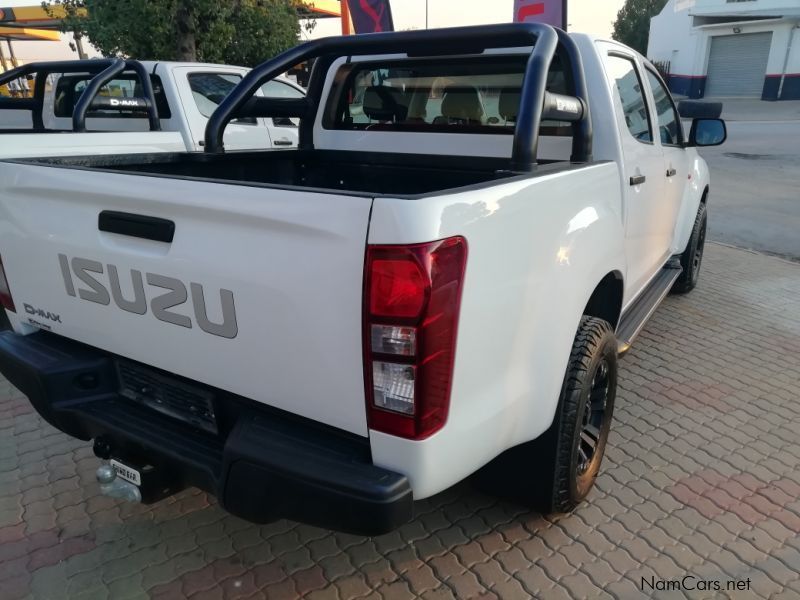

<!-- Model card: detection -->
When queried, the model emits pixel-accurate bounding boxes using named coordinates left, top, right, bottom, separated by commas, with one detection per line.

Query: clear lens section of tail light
left=370, top=324, right=417, bottom=356
left=372, top=361, right=416, bottom=415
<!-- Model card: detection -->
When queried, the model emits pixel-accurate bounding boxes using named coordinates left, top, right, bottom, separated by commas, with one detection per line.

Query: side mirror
left=689, top=118, right=727, bottom=147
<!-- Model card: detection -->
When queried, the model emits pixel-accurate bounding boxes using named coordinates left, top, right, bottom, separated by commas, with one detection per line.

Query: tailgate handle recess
left=99, top=211, right=175, bottom=243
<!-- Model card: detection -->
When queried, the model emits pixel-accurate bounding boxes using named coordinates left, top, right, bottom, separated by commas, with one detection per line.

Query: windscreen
left=324, top=55, right=572, bottom=136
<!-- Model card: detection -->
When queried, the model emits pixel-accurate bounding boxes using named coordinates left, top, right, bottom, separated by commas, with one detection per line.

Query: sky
left=3, top=0, right=626, bottom=63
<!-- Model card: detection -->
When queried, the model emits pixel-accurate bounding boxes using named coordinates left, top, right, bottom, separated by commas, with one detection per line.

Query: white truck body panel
left=367, top=163, right=624, bottom=495
left=0, top=131, right=186, bottom=159
left=0, top=162, right=372, bottom=436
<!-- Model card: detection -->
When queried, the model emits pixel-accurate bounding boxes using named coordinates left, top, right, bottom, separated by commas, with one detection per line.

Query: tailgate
left=0, top=162, right=373, bottom=436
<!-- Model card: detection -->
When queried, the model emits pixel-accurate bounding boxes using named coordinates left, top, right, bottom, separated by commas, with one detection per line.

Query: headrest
left=441, top=86, right=484, bottom=123
left=362, top=86, right=406, bottom=122
left=547, top=70, right=568, bottom=95
left=499, top=87, right=520, bottom=122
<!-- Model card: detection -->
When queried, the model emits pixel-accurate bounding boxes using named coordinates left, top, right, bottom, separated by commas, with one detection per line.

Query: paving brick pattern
left=1, top=243, right=799, bottom=599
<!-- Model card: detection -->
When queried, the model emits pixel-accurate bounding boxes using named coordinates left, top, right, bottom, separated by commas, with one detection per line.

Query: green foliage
left=612, top=0, right=669, bottom=55
left=43, top=0, right=307, bottom=66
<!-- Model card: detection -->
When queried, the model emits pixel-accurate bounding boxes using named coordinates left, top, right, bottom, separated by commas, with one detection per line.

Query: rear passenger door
left=643, top=66, right=691, bottom=254
left=602, top=49, right=670, bottom=303
left=260, top=79, right=304, bottom=149
left=172, top=67, right=272, bottom=151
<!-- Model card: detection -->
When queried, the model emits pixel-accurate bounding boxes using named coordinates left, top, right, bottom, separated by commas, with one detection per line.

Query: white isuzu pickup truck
left=0, top=24, right=726, bottom=535
left=0, top=59, right=185, bottom=158
left=0, top=59, right=305, bottom=158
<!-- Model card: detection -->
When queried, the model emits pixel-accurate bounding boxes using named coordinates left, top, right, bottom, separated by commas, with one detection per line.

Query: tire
left=672, top=202, right=707, bottom=295
left=474, top=316, right=618, bottom=514
left=677, top=100, right=723, bottom=120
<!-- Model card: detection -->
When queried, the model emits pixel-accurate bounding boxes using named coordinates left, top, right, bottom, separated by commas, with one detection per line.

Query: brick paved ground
left=1, top=242, right=799, bottom=600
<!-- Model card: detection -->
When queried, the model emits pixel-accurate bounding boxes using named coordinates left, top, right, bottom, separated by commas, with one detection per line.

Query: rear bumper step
left=0, top=330, right=413, bottom=535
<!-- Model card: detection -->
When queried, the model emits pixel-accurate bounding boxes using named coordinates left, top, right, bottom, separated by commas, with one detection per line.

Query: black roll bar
left=0, top=59, right=161, bottom=132
left=204, top=23, right=593, bottom=170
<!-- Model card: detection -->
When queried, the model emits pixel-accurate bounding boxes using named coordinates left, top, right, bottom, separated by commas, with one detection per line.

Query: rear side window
left=187, top=72, right=260, bottom=125
left=260, top=80, right=305, bottom=99
left=53, top=74, right=172, bottom=119
left=188, top=72, right=258, bottom=125
left=324, top=55, right=572, bottom=136
left=645, top=68, right=682, bottom=146
left=187, top=72, right=243, bottom=118
left=605, top=55, right=652, bottom=143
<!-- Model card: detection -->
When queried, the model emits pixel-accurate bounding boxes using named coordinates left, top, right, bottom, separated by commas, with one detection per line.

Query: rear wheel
left=475, top=316, right=618, bottom=513
left=672, top=202, right=707, bottom=295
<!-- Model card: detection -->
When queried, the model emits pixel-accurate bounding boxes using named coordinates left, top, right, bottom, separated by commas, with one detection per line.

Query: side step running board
left=617, top=260, right=682, bottom=355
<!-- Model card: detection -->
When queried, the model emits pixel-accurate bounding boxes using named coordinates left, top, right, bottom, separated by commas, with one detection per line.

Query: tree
left=44, top=0, right=310, bottom=67
left=612, top=0, right=668, bottom=55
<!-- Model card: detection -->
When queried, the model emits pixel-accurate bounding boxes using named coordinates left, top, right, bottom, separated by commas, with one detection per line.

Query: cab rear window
left=323, top=55, right=572, bottom=136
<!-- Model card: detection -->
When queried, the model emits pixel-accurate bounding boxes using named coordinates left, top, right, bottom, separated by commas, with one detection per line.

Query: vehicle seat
left=434, top=86, right=485, bottom=125
left=362, top=86, right=407, bottom=122
left=498, top=87, right=520, bottom=124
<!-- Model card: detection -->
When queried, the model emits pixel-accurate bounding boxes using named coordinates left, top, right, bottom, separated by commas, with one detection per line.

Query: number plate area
left=110, top=459, right=142, bottom=486
left=116, top=360, right=218, bottom=434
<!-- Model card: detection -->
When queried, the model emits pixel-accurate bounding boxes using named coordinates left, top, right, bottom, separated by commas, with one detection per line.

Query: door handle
left=99, top=211, right=175, bottom=243
left=273, top=139, right=293, bottom=146
left=666, top=168, right=677, bottom=177
left=629, top=175, right=646, bottom=186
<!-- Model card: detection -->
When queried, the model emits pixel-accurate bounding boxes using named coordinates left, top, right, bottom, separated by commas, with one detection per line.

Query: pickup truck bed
left=20, top=149, right=577, bottom=196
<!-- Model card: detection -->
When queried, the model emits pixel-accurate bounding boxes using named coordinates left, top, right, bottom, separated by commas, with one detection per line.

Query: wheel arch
left=583, top=271, right=624, bottom=329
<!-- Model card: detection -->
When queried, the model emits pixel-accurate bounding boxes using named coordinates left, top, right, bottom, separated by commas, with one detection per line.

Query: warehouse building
left=648, top=0, right=800, bottom=100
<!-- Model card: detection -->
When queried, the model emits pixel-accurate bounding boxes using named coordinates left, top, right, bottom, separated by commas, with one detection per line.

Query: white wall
left=782, top=25, right=800, bottom=74
left=649, top=0, right=800, bottom=99
left=691, top=0, right=800, bottom=16
left=648, top=0, right=696, bottom=75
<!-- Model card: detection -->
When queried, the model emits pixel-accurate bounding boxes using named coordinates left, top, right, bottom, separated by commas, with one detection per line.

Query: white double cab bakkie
left=0, top=24, right=726, bottom=535
left=0, top=58, right=305, bottom=158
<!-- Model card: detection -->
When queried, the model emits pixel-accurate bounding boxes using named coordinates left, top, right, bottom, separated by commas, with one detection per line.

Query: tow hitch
left=93, top=437, right=183, bottom=504
left=96, top=464, right=142, bottom=502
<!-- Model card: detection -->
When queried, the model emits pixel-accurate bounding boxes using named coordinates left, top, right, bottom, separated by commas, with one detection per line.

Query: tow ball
left=96, top=464, right=142, bottom=503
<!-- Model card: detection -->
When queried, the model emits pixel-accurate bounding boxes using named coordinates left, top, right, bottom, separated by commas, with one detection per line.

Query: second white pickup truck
left=0, top=24, right=726, bottom=534
left=0, top=59, right=305, bottom=158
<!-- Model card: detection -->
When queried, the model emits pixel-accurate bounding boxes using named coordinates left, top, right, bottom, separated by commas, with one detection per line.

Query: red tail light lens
left=364, top=236, right=467, bottom=440
left=369, top=258, right=428, bottom=318
left=0, top=255, right=15, bottom=313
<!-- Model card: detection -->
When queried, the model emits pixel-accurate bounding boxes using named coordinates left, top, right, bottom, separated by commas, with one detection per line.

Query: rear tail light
left=364, top=237, right=467, bottom=440
left=0, top=255, right=15, bottom=312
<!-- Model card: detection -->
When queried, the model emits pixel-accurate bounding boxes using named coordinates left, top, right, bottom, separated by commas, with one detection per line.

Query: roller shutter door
left=706, top=32, right=772, bottom=97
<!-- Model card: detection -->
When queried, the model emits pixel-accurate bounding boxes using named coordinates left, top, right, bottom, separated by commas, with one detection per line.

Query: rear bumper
left=0, top=330, right=412, bottom=535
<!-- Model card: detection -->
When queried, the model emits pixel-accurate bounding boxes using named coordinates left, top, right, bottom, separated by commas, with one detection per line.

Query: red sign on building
left=513, top=0, right=567, bottom=30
